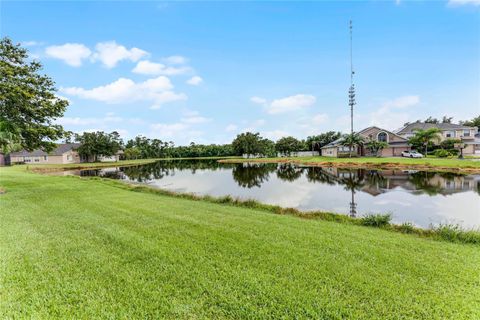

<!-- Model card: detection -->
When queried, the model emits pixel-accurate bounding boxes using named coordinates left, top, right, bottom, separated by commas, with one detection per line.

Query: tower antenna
left=348, top=20, right=356, bottom=135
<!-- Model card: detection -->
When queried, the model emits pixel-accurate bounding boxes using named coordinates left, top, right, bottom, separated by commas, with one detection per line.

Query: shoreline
left=218, top=157, right=480, bottom=174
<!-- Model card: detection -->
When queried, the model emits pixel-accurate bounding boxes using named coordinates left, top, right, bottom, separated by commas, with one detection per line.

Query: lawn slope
left=1, top=167, right=479, bottom=319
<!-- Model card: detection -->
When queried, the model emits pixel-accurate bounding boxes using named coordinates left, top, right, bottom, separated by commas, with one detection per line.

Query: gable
left=358, top=126, right=407, bottom=142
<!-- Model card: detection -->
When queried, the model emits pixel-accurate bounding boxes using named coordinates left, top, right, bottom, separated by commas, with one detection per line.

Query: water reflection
left=74, top=160, right=480, bottom=228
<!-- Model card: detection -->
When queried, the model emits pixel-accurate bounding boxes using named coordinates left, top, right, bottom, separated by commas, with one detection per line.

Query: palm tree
left=340, top=133, right=365, bottom=157
left=409, top=128, right=441, bottom=155
left=365, top=138, right=389, bottom=157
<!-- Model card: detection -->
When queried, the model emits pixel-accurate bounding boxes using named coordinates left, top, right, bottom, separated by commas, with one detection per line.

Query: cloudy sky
left=2, top=1, right=479, bottom=144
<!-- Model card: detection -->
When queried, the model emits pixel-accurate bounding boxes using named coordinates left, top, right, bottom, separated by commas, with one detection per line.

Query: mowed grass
left=1, top=167, right=479, bottom=319
left=221, top=156, right=480, bottom=170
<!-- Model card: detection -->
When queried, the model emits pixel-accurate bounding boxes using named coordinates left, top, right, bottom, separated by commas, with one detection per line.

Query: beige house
left=396, top=122, right=480, bottom=155
left=321, top=126, right=411, bottom=157
left=10, top=143, right=83, bottom=164
left=9, top=143, right=122, bottom=165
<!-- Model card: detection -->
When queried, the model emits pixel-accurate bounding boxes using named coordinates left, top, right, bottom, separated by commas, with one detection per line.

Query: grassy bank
left=219, top=156, right=480, bottom=173
left=1, top=167, right=479, bottom=319
left=27, top=158, right=161, bottom=171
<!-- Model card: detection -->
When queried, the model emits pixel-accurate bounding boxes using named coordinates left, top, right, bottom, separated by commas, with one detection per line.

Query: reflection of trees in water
left=80, top=169, right=124, bottom=179
left=276, top=164, right=304, bottom=182
left=120, top=159, right=238, bottom=182
left=231, top=163, right=277, bottom=188
left=305, top=167, right=337, bottom=185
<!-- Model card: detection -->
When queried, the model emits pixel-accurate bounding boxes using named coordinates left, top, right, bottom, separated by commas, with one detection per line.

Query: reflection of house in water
left=317, top=167, right=479, bottom=197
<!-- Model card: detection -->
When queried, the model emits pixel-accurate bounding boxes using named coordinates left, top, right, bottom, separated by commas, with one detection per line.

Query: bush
left=432, top=224, right=480, bottom=245
left=397, top=222, right=415, bottom=234
left=360, top=213, right=392, bottom=227
left=434, top=149, right=451, bottom=158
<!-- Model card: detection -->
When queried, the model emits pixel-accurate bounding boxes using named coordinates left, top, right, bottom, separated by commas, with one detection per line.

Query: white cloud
left=149, top=122, right=203, bottom=143
left=251, top=94, right=316, bottom=114
left=250, top=96, right=267, bottom=105
left=22, top=41, right=43, bottom=47
left=448, top=0, right=480, bottom=6
left=181, top=116, right=211, bottom=124
left=268, top=94, right=316, bottom=114
left=186, top=76, right=203, bottom=86
left=225, top=124, right=238, bottom=132
left=311, top=113, right=329, bottom=125
left=263, top=130, right=290, bottom=141
left=163, top=55, right=188, bottom=64
left=57, top=115, right=123, bottom=126
left=132, top=60, right=191, bottom=76
left=45, top=43, right=92, bottom=67
left=92, top=41, right=148, bottom=68
left=383, top=95, right=420, bottom=109
left=61, top=76, right=186, bottom=108
left=369, top=95, right=421, bottom=130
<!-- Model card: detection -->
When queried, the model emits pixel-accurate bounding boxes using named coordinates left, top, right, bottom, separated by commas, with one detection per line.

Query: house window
left=67, top=155, right=72, bottom=161
left=463, top=129, right=471, bottom=137
left=44, top=156, right=48, bottom=161
left=377, top=132, right=388, bottom=142
left=445, top=131, right=455, bottom=138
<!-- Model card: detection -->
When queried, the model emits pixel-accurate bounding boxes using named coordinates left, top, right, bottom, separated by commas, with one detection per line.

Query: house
left=9, top=143, right=123, bottom=165
left=396, top=122, right=480, bottom=155
left=9, top=143, right=83, bottom=164
left=321, top=126, right=411, bottom=157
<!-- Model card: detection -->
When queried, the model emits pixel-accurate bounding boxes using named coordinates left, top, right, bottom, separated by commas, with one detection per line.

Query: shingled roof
left=10, top=143, right=82, bottom=157
left=396, top=122, right=474, bottom=134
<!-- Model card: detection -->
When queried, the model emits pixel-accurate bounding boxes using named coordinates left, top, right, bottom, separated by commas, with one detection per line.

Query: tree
left=340, top=133, right=365, bottom=157
left=124, top=147, right=141, bottom=160
left=0, top=121, right=21, bottom=154
left=424, top=117, right=439, bottom=124
left=275, top=136, right=303, bottom=156
left=441, top=116, right=453, bottom=124
left=305, top=131, right=341, bottom=153
left=75, top=131, right=123, bottom=162
left=408, top=128, right=441, bottom=155
left=232, top=132, right=273, bottom=157
left=365, top=139, right=388, bottom=157
left=460, top=115, right=480, bottom=130
left=0, top=37, right=68, bottom=152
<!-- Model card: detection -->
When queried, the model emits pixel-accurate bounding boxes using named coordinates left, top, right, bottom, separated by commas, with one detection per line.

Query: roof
left=358, top=126, right=408, bottom=141
left=10, top=143, right=82, bottom=157
left=321, top=126, right=408, bottom=149
left=396, top=122, right=475, bottom=134
left=321, top=137, right=343, bottom=149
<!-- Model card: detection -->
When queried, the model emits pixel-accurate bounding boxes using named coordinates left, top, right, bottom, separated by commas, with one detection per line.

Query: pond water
left=67, top=160, right=480, bottom=229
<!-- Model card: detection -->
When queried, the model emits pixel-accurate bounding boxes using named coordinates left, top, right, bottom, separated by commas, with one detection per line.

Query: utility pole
left=348, top=20, right=356, bottom=135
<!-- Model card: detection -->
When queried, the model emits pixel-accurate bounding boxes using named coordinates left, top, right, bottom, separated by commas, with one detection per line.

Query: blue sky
left=2, top=0, right=479, bottom=144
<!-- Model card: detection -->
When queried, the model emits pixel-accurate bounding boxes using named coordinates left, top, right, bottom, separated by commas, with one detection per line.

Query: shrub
left=397, top=222, right=415, bottom=234
left=360, top=213, right=392, bottom=227
left=434, top=149, right=451, bottom=158
left=432, top=224, right=480, bottom=245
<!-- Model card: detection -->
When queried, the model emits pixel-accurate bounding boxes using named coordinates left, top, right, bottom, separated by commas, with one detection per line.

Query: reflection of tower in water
left=349, top=189, right=357, bottom=217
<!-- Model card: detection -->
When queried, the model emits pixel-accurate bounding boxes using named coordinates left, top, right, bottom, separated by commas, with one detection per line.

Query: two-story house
left=396, top=122, right=480, bottom=155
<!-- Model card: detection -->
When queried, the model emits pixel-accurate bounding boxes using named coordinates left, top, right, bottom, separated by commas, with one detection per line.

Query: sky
left=1, top=0, right=479, bottom=145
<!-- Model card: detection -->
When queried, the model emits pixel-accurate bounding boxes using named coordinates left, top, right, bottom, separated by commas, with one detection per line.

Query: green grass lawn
left=221, top=156, right=480, bottom=170
left=1, top=167, right=479, bottom=319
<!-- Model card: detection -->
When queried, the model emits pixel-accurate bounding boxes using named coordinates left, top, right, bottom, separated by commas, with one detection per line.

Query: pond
left=66, top=160, right=480, bottom=229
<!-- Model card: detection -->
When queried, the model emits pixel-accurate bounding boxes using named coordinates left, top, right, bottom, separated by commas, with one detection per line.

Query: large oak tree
left=0, top=37, right=68, bottom=152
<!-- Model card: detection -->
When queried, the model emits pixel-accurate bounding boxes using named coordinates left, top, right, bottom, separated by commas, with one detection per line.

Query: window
left=67, top=155, right=72, bottom=161
left=463, top=129, right=471, bottom=137
left=377, top=132, right=388, bottom=142
left=445, top=131, right=455, bottom=138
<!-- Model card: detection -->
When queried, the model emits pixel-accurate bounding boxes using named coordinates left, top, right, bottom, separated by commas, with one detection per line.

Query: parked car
left=401, top=151, right=424, bottom=158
